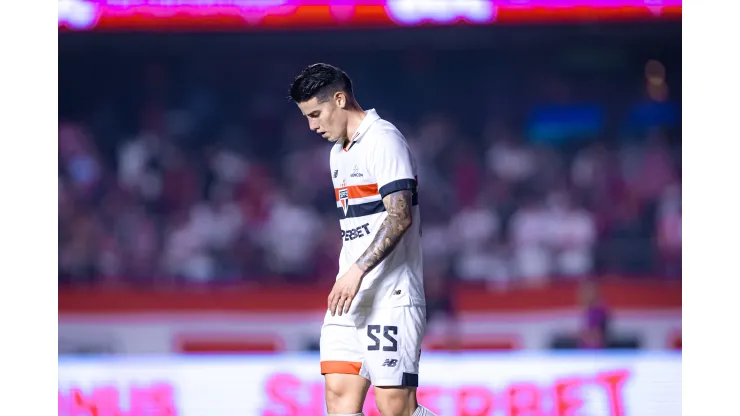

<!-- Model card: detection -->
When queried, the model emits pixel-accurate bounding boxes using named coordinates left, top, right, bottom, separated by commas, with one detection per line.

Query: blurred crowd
left=58, top=45, right=681, bottom=288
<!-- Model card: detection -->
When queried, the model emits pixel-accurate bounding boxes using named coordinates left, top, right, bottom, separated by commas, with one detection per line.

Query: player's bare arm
left=327, top=189, right=413, bottom=316
left=356, top=189, right=413, bottom=273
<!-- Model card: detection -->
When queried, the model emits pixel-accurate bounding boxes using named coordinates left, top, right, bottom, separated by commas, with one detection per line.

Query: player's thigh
left=359, top=306, right=427, bottom=388
left=324, top=373, right=372, bottom=414
left=321, top=311, right=372, bottom=413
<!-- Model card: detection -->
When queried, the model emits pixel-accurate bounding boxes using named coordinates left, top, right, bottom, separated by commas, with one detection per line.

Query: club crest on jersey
left=338, top=188, right=350, bottom=215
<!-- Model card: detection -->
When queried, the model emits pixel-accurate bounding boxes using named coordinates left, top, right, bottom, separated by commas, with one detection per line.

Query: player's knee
left=376, top=397, right=410, bottom=416
left=374, top=386, right=417, bottom=416
left=325, top=386, right=357, bottom=414
left=325, top=374, right=369, bottom=414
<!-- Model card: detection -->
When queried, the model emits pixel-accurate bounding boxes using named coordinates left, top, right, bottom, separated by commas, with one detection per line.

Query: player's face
left=297, top=94, right=348, bottom=143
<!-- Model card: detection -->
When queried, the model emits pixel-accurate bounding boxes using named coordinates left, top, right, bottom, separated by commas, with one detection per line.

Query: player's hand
left=328, top=264, right=364, bottom=316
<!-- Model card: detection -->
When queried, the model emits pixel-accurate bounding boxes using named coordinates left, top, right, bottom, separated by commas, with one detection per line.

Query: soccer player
left=288, top=63, right=436, bottom=416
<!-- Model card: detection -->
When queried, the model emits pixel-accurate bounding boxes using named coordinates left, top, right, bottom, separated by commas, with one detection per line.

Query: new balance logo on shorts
left=382, top=359, right=398, bottom=367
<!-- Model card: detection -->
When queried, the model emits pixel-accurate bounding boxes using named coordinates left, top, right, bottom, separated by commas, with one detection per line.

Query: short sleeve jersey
left=330, top=109, right=425, bottom=311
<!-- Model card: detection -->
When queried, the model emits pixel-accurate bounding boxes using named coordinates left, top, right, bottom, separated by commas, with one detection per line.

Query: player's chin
left=326, top=136, right=339, bottom=143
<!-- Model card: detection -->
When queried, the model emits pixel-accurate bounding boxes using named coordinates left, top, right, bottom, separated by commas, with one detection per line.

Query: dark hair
left=288, top=63, right=353, bottom=103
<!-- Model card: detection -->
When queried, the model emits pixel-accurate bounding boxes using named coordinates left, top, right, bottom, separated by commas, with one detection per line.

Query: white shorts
left=320, top=305, right=427, bottom=387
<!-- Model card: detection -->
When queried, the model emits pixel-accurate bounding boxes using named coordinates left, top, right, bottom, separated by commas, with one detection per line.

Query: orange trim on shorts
left=320, top=360, right=363, bottom=375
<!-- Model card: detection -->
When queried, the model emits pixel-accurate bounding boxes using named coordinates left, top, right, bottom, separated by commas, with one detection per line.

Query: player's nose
left=308, top=119, right=320, bottom=131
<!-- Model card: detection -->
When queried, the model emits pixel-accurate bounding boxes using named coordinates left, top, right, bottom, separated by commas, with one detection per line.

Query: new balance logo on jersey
left=341, top=223, right=371, bottom=241
left=333, top=170, right=339, bottom=178
left=382, top=359, right=398, bottom=368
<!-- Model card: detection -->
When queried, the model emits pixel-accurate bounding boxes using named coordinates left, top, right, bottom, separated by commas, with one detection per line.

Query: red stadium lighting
left=58, top=0, right=682, bottom=32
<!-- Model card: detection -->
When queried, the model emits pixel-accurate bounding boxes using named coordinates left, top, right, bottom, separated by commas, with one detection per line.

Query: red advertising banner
left=59, top=0, right=682, bottom=32
left=58, top=280, right=681, bottom=313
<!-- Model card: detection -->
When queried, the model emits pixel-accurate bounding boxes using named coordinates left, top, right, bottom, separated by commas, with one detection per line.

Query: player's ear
left=334, top=91, right=346, bottom=109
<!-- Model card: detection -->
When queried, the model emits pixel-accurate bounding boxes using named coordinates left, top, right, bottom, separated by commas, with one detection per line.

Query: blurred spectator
left=449, top=197, right=510, bottom=288
left=259, top=190, right=322, bottom=278
left=59, top=123, right=102, bottom=198
left=123, top=205, right=161, bottom=282
left=163, top=208, right=215, bottom=284
left=547, top=191, right=597, bottom=279
left=656, top=181, right=682, bottom=278
left=208, top=142, right=249, bottom=186
left=571, top=141, right=611, bottom=196
left=578, top=281, right=611, bottom=349
left=484, top=122, right=536, bottom=184
left=421, top=220, right=453, bottom=268
left=161, top=147, right=200, bottom=214
left=191, top=183, right=244, bottom=251
left=451, top=143, right=483, bottom=209
left=59, top=210, right=103, bottom=285
left=449, top=198, right=500, bottom=253
left=602, top=197, right=653, bottom=275
left=454, top=241, right=511, bottom=290
left=510, top=197, right=552, bottom=286
left=623, top=129, right=676, bottom=203
left=118, top=131, right=162, bottom=199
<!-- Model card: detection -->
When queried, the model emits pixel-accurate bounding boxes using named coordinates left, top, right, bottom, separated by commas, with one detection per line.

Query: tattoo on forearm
left=356, top=190, right=413, bottom=274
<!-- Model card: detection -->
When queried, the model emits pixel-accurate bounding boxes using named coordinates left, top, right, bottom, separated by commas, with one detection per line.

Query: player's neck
left=344, top=106, right=366, bottom=144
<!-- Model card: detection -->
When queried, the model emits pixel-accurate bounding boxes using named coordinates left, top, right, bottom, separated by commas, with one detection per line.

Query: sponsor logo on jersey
left=341, top=223, right=371, bottom=241
left=350, top=165, right=364, bottom=178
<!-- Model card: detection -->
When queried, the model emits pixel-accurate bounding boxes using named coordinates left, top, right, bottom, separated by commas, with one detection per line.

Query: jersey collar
left=348, top=108, right=380, bottom=144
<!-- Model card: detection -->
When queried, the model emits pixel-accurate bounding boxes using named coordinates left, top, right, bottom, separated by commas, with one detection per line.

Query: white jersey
left=330, top=109, right=425, bottom=312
